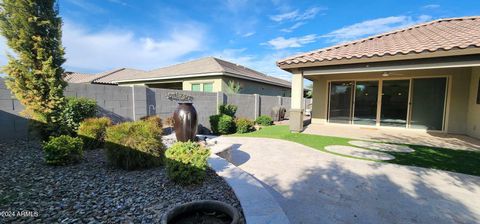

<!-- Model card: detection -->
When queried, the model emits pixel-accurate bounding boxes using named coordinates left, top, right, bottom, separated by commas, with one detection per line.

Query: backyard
left=233, top=125, right=480, bottom=176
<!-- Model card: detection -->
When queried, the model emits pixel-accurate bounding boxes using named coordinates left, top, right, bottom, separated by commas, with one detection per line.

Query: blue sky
left=1, top=0, right=479, bottom=81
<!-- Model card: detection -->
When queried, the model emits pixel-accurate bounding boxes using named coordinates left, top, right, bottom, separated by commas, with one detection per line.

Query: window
left=203, top=83, right=213, bottom=92
left=191, top=84, right=201, bottom=91
left=477, top=78, right=480, bottom=104
left=191, top=82, right=214, bottom=92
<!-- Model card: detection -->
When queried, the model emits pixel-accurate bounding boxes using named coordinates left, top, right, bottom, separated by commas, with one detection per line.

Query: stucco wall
left=222, top=76, right=291, bottom=97
left=467, top=67, right=480, bottom=138
left=182, top=76, right=223, bottom=92
left=309, top=67, right=472, bottom=134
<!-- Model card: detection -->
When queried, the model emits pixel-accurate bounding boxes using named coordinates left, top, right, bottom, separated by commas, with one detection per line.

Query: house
left=64, top=57, right=292, bottom=97
left=278, top=16, right=480, bottom=139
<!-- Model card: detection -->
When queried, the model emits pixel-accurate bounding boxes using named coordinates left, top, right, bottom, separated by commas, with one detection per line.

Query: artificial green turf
left=232, top=125, right=480, bottom=176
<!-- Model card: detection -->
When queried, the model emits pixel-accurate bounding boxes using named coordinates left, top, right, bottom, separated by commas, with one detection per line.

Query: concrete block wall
left=0, top=78, right=309, bottom=139
left=225, top=93, right=256, bottom=119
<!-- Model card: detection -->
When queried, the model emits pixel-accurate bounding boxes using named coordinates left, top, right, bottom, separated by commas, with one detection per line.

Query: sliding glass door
left=410, top=78, right=447, bottom=130
left=380, top=80, right=410, bottom=127
left=327, top=77, right=446, bottom=131
left=328, top=81, right=354, bottom=124
left=353, top=81, right=379, bottom=125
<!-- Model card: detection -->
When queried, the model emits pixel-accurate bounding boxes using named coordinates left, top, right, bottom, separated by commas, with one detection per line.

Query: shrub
left=164, top=116, right=175, bottom=127
left=209, top=114, right=236, bottom=135
left=235, top=118, right=255, bottom=133
left=77, top=117, right=112, bottom=150
left=43, top=135, right=83, bottom=166
left=165, top=141, right=210, bottom=185
left=140, top=115, right=163, bottom=130
left=219, top=104, right=237, bottom=117
left=255, top=115, right=273, bottom=126
left=105, top=120, right=165, bottom=170
left=61, top=97, right=97, bottom=133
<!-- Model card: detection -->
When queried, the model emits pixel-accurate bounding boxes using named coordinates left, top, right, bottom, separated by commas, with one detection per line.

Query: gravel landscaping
left=0, top=140, right=243, bottom=223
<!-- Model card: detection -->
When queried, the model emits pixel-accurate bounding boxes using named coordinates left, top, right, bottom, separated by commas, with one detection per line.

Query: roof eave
left=277, top=47, right=480, bottom=70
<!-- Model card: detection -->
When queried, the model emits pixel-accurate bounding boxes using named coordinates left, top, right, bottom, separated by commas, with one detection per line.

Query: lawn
left=233, top=125, right=480, bottom=176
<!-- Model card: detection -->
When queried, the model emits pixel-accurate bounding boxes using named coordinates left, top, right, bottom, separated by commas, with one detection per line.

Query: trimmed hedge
left=77, top=117, right=112, bottom=150
left=165, top=141, right=210, bottom=185
left=105, top=119, right=165, bottom=170
left=235, top=118, right=255, bottom=133
left=255, top=115, right=273, bottom=126
left=219, top=104, right=237, bottom=117
left=43, top=135, right=83, bottom=165
left=209, top=114, right=236, bottom=135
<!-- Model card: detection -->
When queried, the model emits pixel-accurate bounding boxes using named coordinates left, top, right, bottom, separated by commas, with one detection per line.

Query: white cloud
left=270, top=6, right=325, bottom=22
left=422, top=4, right=440, bottom=9
left=211, top=48, right=293, bottom=81
left=280, top=22, right=306, bottom=32
left=65, top=0, right=106, bottom=13
left=62, top=21, right=206, bottom=72
left=241, top=32, right=256, bottom=37
left=321, top=15, right=432, bottom=43
left=264, top=34, right=318, bottom=50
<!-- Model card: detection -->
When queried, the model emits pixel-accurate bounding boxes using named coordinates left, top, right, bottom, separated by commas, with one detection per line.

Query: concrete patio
left=217, top=136, right=480, bottom=224
left=303, top=123, right=480, bottom=151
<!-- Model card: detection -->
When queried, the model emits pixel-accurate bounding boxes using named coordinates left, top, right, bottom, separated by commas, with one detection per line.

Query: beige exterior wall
left=222, top=76, right=291, bottom=96
left=467, top=67, right=480, bottom=138
left=310, top=67, right=472, bottom=134
left=181, top=76, right=223, bottom=92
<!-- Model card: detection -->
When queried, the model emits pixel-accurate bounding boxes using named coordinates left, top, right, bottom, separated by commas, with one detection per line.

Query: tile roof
left=63, top=68, right=145, bottom=85
left=277, top=16, right=480, bottom=68
left=63, top=72, right=98, bottom=83
left=115, top=57, right=291, bottom=88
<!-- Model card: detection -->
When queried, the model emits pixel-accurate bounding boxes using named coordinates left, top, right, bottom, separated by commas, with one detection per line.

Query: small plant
left=235, top=118, right=255, bottom=133
left=209, top=114, right=236, bottom=135
left=164, top=116, right=175, bottom=127
left=165, top=141, right=210, bottom=185
left=255, top=115, right=273, bottom=126
left=140, top=115, right=163, bottom=129
left=219, top=104, right=237, bottom=117
left=105, top=119, right=165, bottom=170
left=226, top=80, right=242, bottom=94
left=61, top=97, right=97, bottom=133
left=43, top=135, right=83, bottom=165
left=77, top=117, right=112, bottom=150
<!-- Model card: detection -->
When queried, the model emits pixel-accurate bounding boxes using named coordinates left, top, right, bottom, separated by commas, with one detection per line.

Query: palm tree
left=226, top=80, right=242, bottom=94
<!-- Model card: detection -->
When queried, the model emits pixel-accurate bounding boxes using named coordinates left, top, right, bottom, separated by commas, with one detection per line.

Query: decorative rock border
left=348, top=140, right=414, bottom=153
left=208, top=147, right=290, bottom=224
left=325, top=145, right=395, bottom=160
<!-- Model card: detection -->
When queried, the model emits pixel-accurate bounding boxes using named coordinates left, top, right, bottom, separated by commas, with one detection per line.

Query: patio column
left=290, top=69, right=304, bottom=132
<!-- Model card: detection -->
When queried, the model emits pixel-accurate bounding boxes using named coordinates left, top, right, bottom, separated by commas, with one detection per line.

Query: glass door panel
left=410, top=78, right=446, bottom=130
left=328, top=81, right=354, bottom=124
left=354, top=81, right=379, bottom=125
left=380, top=80, right=410, bottom=127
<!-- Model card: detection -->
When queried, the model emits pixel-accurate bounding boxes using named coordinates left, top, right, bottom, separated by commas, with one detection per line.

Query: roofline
left=278, top=47, right=480, bottom=70
left=115, top=72, right=291, bottom=88
left=277, top=16, right=480, bottom=68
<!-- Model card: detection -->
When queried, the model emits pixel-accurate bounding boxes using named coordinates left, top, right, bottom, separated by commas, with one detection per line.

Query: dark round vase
left=173, top=103, right=198, bottom=142
left=161, top=200, right=240, bottom=224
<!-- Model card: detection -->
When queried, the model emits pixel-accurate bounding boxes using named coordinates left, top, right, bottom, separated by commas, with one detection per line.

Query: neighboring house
left=64, top=57, right=292, bottom=97
left=63, top=68, right=145, bottom=85
left=278, top=16, right=480, bottom=139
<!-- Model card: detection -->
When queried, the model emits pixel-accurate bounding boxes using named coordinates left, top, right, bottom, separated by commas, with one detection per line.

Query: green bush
left=105, top=119, right=165, bottom=170
left=77, top=117, right=112, bottom=150
left=43, top=135, right=83, bottom=165
left=219, top=104, right=237, bottom=117
left=235, top=118, right=255, bottom=133
left=61, top=97, right=97, bottom=133
left=165, top=141, right=210, bottom=185
left=255, top=115, right=273, bottom=126
left=209, top=114, right=236, bottom=135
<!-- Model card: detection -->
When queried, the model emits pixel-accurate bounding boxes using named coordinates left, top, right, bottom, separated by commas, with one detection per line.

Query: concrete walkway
left=303, top=123, right=480, bottom=151
left=217, top=136, right=480, bottom=224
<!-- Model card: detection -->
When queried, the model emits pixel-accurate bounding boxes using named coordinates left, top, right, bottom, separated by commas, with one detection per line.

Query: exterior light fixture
left=382, top=72, right=390, bottom=77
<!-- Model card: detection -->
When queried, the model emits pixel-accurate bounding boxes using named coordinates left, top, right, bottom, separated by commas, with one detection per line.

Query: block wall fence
left=0, top=78, right=311, bottom=141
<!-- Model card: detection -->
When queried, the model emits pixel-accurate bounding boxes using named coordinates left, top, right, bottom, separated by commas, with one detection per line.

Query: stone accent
left=289, top=109, right=304, bottom=132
